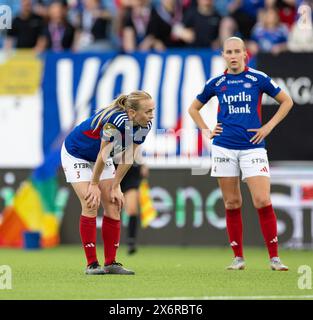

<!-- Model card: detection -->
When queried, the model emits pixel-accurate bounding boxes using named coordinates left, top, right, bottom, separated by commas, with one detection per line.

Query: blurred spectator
left=101, top=0, right=118, bottom=15
left=32, top=0, right=68, bottom=18
left=229, top=0, right=265, bottom=39
left=266, top=0, right=297, bottom=28
left=41, top=1, right=75, bottom=51
left=116, top=0, right=133, bottom=7
left=122, top=0, right=152, bottom=52
left=214, top=0, right=241, bottom=45
left=248, top=7, right=288, bottom=54
left=142, top=0, right=186, bottom=51
left=74, top=0, right=116, bottom=51
left=288, top=1, right=313, bottom=51
left=180, top=0, right=221, bottom=48
left=276, top=0, right=297, bottom=28
left=4, top=0, right=45, bottom=52
left=214, top=0, right=234, bottom=16
left=67, top=0, right=117, bottom=25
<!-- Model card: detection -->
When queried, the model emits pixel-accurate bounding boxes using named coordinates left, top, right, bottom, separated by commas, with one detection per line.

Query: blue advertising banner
left=41, top=50, right=256, bottom=166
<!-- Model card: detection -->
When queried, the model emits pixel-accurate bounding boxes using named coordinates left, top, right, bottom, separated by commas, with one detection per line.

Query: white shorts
left=211, top=144, right=270, bottom=181
left=61, top=143, right=115, bottom=183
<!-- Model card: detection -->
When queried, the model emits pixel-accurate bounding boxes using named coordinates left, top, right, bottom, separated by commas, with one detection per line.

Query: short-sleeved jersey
left=196, top=67, right=281, bottom=150
left=65, top=110, right=152, bottom=162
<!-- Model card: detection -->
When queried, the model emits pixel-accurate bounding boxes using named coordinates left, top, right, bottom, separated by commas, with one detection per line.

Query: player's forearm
left=266, top=99, right=293, bottom=131
left=134, top=145, right=144, bottom=165
left=112, top=163, right=133, bottom=188
left=91, top=142, right=112, bottom=185
left=112, top=145, right=138, bottom=188
left=91, top=154, right=105, bottom=185
left=189, top=107, right=210, bottom=131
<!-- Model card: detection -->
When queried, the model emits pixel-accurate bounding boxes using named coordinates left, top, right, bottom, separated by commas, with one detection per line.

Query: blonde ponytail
left=92, top=94, right=128, bottom=131
left=92, top=90, right=152, bottom=131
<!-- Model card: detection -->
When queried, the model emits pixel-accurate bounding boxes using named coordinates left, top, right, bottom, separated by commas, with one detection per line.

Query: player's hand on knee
left=85, top=183, right=101, bottom=209
left=110, top=186, right=124, bottom=212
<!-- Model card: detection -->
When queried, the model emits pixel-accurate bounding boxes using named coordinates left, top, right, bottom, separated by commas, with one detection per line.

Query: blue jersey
left=251, top=24, right=288, bottom=52
left=196, top=67, right=281, bottom=150
left=65, top=110, right=152, bottom=162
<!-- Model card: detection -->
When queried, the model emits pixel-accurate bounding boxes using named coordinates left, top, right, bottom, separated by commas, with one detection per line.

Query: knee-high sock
left=226, top=208, right=243, bottom=258
left=79, top=215, right=98, bottom=266
left=257, top=204, right=278, bottom=259
left=127, top=215, right=138, bottom=247
left=102, top=216, right=121, bottom=265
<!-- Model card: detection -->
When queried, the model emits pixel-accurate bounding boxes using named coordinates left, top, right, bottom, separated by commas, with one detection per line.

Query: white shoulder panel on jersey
left=248, top=67, right=268, bottom=79
left=205, top=74, right=224, bottom=86
left=270, top=78, right=279, bottom=88
left=115, top=116, right=128, bottom=127
left=113, top=113, right=128, bottom=127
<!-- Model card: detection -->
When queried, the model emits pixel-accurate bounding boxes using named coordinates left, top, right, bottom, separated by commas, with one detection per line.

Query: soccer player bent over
left=189, top=37, right=293, bottom=271
left=61, top=91, right=154, bottom=274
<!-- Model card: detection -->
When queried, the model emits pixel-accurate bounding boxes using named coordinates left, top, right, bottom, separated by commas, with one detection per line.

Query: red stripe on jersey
left=218, top=104, right=221, bottom=113
left=83, top=126, right=102, bottom=139
left=257, top=93, right=263, bottom=122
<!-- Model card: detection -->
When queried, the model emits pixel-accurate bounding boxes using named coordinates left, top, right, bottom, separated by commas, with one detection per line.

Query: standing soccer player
left=61, top=91, right=154, bottom=275
left=189, top=37, right=293, bottom=270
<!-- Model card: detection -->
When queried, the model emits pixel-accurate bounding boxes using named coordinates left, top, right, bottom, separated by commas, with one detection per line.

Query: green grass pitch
left=1, top=245, right=313, bottom=300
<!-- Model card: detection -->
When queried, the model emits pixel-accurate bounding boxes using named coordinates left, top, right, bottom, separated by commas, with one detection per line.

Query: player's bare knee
left=253, top=197, right=271, bottom=209
left=81, top=204, right=98, bottom=217
left=224, top=198, right=242, bottom=210
left=104, top=205, right=121, bottom=220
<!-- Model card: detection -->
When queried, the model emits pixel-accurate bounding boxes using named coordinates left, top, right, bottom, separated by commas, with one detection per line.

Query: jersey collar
left=224, top=65, right=249, bottom=75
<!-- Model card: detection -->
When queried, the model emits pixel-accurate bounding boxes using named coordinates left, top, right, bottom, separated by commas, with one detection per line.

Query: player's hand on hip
left=85, top=183, right=101, bottom=209
left=110, top=185, right=124, bottom=212
left=247, top=124, right=272, bottom=144
left=209, top=123, right=223, bottom=139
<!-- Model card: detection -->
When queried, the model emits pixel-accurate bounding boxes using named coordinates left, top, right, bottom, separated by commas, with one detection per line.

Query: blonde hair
left=92, top=90, right=152, bottom=131
left=223, top=36, right=246, bottom=51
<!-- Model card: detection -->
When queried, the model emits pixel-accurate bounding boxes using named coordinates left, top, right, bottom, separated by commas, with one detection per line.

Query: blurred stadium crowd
left=0, top=0, right=312, bottom=55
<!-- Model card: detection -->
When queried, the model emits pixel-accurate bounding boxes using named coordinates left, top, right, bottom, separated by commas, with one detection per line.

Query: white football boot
left=226, top=257, right=246, bottom=270
left=270, top=257, right=288, bottom=271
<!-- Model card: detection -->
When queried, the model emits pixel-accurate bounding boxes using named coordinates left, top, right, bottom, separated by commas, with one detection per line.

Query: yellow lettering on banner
left=0, top=50, right=42, bottom=95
